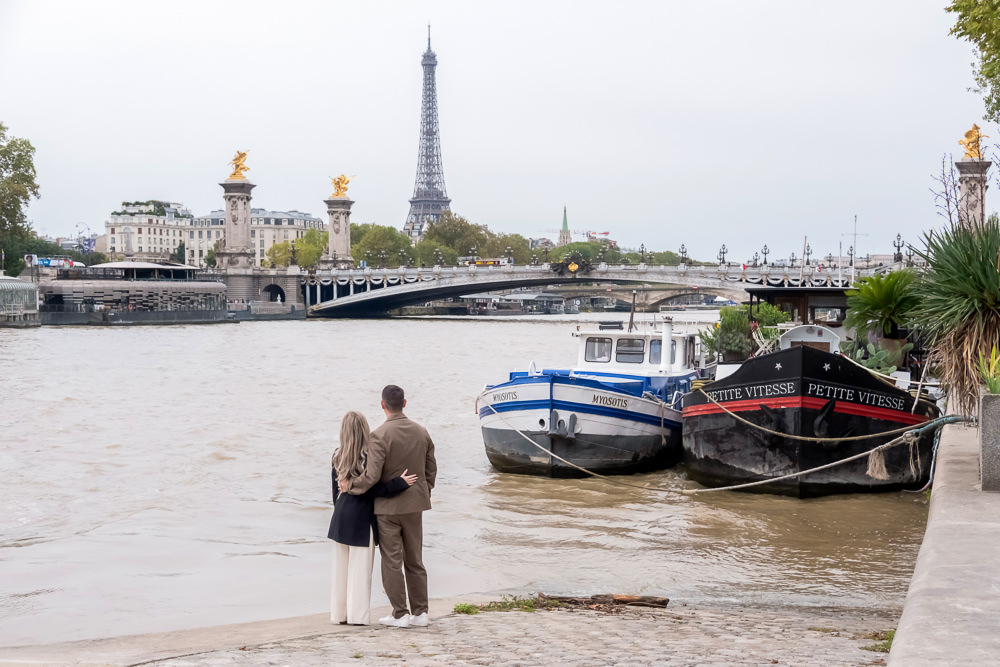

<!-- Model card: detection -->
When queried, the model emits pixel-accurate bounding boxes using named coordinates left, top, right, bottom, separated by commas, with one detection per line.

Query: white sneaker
left=409, top=612, right=428, bottom=627
left=379, top=613, right=410, bottom=628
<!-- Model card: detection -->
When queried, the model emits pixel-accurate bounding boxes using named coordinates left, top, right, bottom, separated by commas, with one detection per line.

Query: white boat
left=476, top=318, right=702, bottom=476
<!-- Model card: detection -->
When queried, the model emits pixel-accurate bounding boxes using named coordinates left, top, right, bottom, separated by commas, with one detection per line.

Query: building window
left=111, top=237, right=116, bottom=244
left=198, top=231, right=203, bottom=238
left=283, top=231, right=288, bottom=240
left=260, top=239, right=264, bottom=248
left=199, top=250, right=204, bottom=257
left=139, top=246, right=143, bottom=252
left=111, top=228, right=115, bottom=234
left=216, top=230, right=220, bottom=238
left=189, top=231, right=194, bottom=239
left=260, top=249, right=265, bottom=258
left=251, top=230, right=255, bottom=238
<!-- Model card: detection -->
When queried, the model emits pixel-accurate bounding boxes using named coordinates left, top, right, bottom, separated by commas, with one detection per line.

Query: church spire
left=557, top=206, right=572, bottom=246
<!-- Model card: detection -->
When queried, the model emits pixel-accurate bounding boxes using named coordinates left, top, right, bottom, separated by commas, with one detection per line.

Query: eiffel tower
left=403, top=26, right=451, bottom=242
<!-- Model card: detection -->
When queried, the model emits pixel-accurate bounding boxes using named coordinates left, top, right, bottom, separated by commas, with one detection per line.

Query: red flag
left=741, top=263, right=747, bottom=271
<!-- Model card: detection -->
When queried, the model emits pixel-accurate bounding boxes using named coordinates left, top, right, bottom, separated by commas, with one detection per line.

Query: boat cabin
left=574, top=323, right=699, bottom=375
left=778, top=325, right=842, bottom=353
left=745, top=285, right=848, bottom=329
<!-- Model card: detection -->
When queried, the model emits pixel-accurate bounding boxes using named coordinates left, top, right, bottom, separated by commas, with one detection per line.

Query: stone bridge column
left=323, top=197, right=355, bottom=269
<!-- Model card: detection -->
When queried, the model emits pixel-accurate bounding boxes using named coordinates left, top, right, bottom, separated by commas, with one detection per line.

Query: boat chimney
left=660, top=316, right=673, bottom=372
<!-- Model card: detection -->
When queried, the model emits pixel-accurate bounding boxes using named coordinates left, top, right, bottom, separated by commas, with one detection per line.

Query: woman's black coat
left=327, top=468, right=408, bottom=547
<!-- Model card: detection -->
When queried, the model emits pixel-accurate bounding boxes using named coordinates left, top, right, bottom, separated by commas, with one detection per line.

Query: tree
left=947, top=0, right=1000, bottom=122
left=423, top=212, right=489, bottom=256
left=170, top=241, right=186, bottom=264
left=413, top=239, right=459, bottom=266
left=0, top=122, right=40, bottom=238
left=351, top=225, right=414, bottom=267
left=205, top=240, right=219, bottom=268
left=267, top=229, right=328, bottom=268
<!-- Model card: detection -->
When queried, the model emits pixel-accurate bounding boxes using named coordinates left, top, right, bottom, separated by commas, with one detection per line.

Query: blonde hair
left=332, top=411, right=370, bottom=479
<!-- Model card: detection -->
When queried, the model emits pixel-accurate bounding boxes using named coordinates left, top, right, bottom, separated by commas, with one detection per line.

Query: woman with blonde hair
left=328, top=411, right=416, bottom=625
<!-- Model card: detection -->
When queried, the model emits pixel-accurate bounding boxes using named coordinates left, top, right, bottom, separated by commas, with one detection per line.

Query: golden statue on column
left=959, top=125, right=989, bottom=159
left=330, top=174, right=353, bottom=198
left=228, top=150, right=250, bottom=179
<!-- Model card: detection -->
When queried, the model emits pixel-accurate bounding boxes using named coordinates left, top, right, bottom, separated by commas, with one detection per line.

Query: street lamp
left=790, top=252, right=796, bottom=267
left=905, top=247, right=915, bottom=267
left=718, top=244, right=727, bottom=265
left=894, top=233, right=904, bottom=263
left=543, top=247, right=550, bottom=263
left=505, top=245, right=513, bottom=263
left=804, top=244, right=812, bottom=265
left=761, top=244, right=769, bottom=265
left=752, top=252, right=759, bottom=267
left=847, top=245, right=855, bottom=266
left=679, top=244, right=688, bottom=264
left=639, top=243, right=647, bottom=264
left=825, top=252, right=834, bottom=266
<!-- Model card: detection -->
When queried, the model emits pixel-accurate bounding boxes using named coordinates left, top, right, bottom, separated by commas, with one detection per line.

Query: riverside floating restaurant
left=0, top=273, right=40, bottom=327
left=37, top=261, right=227, bottom=325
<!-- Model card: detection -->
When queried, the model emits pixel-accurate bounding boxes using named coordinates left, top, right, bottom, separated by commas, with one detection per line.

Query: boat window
left=585, top=337, right=613, bottom=363
left=616, top=338, right=645, bottom=363
left=649, top=340, right=677, bottom=365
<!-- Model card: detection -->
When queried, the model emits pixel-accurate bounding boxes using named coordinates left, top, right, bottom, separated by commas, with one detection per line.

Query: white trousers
left=331, top=532, right=375, bottom=625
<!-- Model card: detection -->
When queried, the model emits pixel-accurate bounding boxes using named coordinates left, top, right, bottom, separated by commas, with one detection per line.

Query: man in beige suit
left=345, top=385, right=437, bottom=628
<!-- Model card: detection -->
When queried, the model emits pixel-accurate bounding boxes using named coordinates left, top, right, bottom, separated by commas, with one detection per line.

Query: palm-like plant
left=844, top=269, right=920, bottom=341
left=910, top=217, right=1000, bottom=415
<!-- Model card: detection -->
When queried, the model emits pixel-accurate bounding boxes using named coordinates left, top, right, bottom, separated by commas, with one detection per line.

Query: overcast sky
left=0, top=1, right=989, bottom=262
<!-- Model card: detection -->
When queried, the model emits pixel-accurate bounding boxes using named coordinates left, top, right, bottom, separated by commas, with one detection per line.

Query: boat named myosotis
left=476, top=319, right=703, bottom=477
left=681, top=325, right=940, bottom=497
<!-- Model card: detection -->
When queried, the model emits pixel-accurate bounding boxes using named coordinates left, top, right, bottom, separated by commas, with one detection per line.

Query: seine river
left=0, top=314, right=928, bottom=646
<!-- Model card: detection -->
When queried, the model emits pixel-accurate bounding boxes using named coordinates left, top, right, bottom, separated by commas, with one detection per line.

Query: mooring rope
left=481, top=403, right=970, bottom=496
left=695, top=387, right=934, bottom=442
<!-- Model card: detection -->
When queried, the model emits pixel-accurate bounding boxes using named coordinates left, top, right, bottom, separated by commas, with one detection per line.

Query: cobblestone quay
left=146, top=602, right=896, bottom=667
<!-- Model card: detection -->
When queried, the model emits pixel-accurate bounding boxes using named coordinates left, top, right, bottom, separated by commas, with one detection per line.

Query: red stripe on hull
left=682, top=395, right=929, bottom=426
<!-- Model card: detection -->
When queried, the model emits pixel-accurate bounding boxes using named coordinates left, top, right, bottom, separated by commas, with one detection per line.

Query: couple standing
left=327, top=385, right=437, bottom=628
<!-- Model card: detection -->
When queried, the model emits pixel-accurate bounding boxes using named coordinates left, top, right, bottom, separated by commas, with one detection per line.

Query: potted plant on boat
left=843, top=269, right=920, bottom=361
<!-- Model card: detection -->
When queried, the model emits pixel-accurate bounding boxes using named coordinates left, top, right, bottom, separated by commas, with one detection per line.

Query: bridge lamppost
left=433, top=248, right=444, bottom=266
left=825, top=253, right=834, bottom=268
left=543, top=247, right=550, bottom=263
left=506, top=245, right=513, bottom=263
left=789, top=252, right=796, bottom=268
left=531, top=253, right=538, bottom=265
left=761, top=244, right=769, bottom=265
left=847, top=245, right=855, bottom=269
left=893, top=233, right=904, bottom=263
left=906, top=246, right=915, bottom=267
left=378, top=250, right=387, bottom=269
left=470, top=245, right=478, bottom=261
left=804, top=244, right=812, bottom=266
left=752, top=252, right=759, bottom=267
left=679, top=244, right=688, bottom=264
left=364, top=250, right=372, bottom=268
left=718, top=244, right=727, bottom=265
left=639, top=243, right=647, bottom=264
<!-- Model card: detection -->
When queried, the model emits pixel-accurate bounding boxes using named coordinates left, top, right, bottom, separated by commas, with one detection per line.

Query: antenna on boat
left=628, top=290, right=637, bottom=332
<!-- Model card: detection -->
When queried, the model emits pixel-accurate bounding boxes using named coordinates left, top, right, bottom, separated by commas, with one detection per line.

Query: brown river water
left=0, top=314, right=928, bottom=646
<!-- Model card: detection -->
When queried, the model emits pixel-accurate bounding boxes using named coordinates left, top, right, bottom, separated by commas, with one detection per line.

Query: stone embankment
left=888, top=420, right=1000, bottom=666
left=0, top=597, right=897, bottom=667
